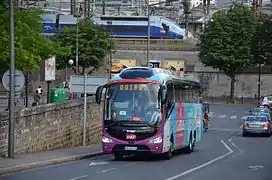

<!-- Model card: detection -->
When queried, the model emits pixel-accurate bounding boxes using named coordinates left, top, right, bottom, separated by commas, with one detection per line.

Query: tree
left=198, top=3, right=256, bottom=98
left=251, top=13, right=272, bottom=66
left=0, top=8, right=70, bottom=76
left=55, top=18, right=113, bottom=75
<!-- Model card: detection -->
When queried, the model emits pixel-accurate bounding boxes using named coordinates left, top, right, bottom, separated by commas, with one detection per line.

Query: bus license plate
left=125, top=146, right=137, bottom=150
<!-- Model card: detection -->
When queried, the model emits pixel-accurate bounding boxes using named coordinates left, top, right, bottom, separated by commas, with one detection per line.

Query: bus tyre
left=114, top=153, right=123, bottom=160
left=185, top=136, right=194, bottom=154
left=164, top=142, right=173, bottom=160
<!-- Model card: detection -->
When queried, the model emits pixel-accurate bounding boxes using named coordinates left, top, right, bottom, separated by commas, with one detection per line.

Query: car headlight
left=102, top=136, right=114, bottom=143
left=148, top=136, right=162, bottom=144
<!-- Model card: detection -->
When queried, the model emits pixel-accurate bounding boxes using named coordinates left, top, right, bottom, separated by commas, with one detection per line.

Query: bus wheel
left=164, top=142, right=173, bottom=160
left=185, top=136, right=194, bottom=154
left=114, top=153, right=123, bottom=160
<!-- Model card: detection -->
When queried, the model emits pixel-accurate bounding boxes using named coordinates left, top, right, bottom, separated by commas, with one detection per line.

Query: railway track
left=114, top=38, right=198, bottom=51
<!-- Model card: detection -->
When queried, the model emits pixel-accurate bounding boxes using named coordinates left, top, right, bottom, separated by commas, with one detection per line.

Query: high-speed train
left=41, top=13, right=193, bottom=39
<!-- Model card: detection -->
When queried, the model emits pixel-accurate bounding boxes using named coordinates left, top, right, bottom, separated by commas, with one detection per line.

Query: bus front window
left=106, top=83, right=161, bottom=125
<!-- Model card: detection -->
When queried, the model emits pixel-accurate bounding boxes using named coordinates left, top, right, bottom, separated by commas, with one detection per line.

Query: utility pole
left=102, top=0, right=105, bottom=15
left=202, top=0, right=207, bottom=29
left=8, top=0, right=16, bottom=159
left=207, top=0, right=210, bottom=22
left=147, top=0, right=150, bottom=66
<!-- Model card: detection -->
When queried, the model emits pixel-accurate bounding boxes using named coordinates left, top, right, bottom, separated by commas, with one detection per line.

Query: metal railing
left=114, top=38, right=197, bottom=46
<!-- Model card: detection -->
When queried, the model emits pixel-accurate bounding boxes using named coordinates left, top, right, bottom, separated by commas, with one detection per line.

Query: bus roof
left=111, top=67, right=201, bottom=88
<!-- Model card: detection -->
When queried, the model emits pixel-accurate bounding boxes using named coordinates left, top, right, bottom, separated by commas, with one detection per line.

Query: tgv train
left=41, top=14, right=192, bottom=39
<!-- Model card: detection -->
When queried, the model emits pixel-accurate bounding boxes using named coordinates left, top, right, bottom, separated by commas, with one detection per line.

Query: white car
left=260, top=95, right=272, bottom=110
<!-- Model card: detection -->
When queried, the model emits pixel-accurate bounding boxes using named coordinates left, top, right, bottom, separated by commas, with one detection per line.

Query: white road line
left=241, top=116, right=247, bottom=120
left=209, top=128, right=240, bottom=132
left=228, top=138, right=244, bottom=153
left=122, top=162, right=137, bottom=167
left=96, top=168, right=116, bottom=174
left=219, top=115, right=227, bottom=118
left=69, top=175, right=88, bottom=180
left=165, top=140, right=234, bottom=180
left=230, top=116, right=237, bottom=119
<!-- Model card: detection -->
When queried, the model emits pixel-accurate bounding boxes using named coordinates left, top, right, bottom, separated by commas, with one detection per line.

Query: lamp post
left=106, top=21, right=113, bottom=80
left=75, top=5, right=79, bottom=75
left=65, top=59, right=74, bottom=82
left=146, top=0, right=150, bottom=66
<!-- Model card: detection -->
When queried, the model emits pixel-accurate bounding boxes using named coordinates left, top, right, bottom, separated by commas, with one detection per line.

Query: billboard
left=161, top=60, right=185, bottom=77
left=111, top=59, right=137, bottom=78
left=40, top=56, right=56, bottom=81
left=149, top=60, right=162, bottom=68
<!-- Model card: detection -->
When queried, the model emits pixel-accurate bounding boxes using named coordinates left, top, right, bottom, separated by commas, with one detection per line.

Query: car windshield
left=246, top=116, right=267, bottom=122
left=105, top=82, right=161, bottom=124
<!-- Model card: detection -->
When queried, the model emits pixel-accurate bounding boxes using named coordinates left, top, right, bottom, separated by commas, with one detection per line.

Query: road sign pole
left=83, top=74, right=87, bottom=146
left=8, top=0, right=15, bottom=159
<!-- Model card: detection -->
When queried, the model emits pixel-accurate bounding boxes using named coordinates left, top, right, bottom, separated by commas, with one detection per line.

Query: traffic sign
left=2, top=69, right=25, bottom=92
left=70, top=75, right=108, bottom=94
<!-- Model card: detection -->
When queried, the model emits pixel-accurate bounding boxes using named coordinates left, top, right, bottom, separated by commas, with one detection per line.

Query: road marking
left=230, top=116, right=237, bottom=119
left=228, top=138, right=244, bottom=153
left=89, top=161, right=109, bottom=166
left=208, top=112, right=215, bottom=117
left=219, top=115, right=227, bottom=118
left=69, top=175, right=88, bottom=180
left=165, top=140, right=234, bottom=180
left=209, top=128, right=239, bottom=132
left=122, top=162, right=137, bottom=167
left=241, top=116, right=247, bottom=120
left=96, top=168, right=116, bottom=174
left=248, top=165, right=264, bottom=171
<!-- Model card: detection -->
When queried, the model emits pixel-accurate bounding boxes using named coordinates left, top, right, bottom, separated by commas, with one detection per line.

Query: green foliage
left=198, top=3, right=256, bottom=98
left=55, top=18, right=113, bottom=75
left=0, top=8, right=69, bottom=75
left=251, top=13, right=272, bottom=65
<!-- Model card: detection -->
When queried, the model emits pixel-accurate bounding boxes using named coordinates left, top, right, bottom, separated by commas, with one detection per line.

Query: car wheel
left=242, top=132, right=248, bottom=137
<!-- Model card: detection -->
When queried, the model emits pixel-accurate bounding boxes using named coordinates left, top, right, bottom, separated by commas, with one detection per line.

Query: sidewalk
left=0, top=144, right=103, bottom=175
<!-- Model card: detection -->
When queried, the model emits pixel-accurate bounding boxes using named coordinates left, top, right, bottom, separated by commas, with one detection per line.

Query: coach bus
left=95, top=67, right=203, bottom=160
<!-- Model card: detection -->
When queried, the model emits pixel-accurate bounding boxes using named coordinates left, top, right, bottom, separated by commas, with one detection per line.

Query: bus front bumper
left=102, top=136, right=163, bottom=155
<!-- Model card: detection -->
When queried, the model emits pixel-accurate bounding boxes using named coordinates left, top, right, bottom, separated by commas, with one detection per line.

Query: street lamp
left=146, top=0, right=151, bottom=66
left=65, top=59, right=74, bottom=82
left=75, top=5, right=80, bottom=75
left=106, top=21, right=113, bottom=80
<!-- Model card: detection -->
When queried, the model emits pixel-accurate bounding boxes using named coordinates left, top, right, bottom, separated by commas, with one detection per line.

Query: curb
left=0, top=151, right=104, bottom=176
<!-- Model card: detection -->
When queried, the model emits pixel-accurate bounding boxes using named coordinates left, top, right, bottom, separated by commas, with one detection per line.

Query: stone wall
left=0, top=99, right=102, bottom=156
left=196, top=72, right=272, bottom=98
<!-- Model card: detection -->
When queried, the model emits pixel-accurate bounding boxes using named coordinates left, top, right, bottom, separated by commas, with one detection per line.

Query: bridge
left=114, top=38, right=198, bottom=51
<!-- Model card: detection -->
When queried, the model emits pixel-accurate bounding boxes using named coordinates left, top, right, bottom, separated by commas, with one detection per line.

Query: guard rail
left=114, top=38, right=198, bottom=51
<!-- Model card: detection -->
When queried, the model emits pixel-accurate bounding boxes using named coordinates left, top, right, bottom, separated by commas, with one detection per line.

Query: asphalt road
left=2, top=104, right=272, bottom=180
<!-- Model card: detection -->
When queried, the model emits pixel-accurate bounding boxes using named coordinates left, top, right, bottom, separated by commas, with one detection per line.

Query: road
left=2, top=104, right=272, bottom=180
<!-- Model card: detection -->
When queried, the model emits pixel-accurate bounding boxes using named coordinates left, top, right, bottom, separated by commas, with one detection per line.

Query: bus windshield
left=105, top=82, right=161, bottom=124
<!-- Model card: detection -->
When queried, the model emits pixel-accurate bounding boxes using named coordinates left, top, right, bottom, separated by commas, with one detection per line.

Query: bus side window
left=166, top=83, right=174, bottom=117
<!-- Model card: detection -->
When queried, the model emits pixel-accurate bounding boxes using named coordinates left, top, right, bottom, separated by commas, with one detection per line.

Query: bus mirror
left=162, top=91, right=167, bottom=104
left=95, top=84, right=106, bottom=104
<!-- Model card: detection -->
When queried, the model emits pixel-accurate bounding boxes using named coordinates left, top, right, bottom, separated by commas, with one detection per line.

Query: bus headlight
left=148, top=136, right=162, bottom=144
left=102, top=136, right=114, bottom=143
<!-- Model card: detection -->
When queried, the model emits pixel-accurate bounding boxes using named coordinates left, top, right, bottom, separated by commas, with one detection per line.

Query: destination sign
left=119, top=84, right=148, bottom=91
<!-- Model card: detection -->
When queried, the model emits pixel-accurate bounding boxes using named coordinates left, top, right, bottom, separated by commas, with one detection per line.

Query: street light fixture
left=65, top=59, right=74, bottom=82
